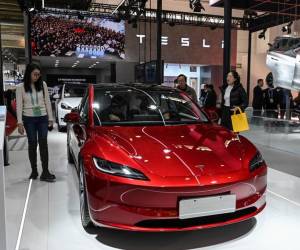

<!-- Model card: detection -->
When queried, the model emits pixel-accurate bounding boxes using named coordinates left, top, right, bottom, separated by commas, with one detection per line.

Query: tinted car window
left=92, top=88, right=208, bottom=126
left=80, top=97, right=89, bottom=122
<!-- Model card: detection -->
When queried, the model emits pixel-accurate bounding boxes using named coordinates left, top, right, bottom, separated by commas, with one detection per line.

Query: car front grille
left=135, top=207, right=257, bottom=229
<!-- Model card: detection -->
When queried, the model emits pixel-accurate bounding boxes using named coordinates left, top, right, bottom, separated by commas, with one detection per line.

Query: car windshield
left=92, top=88, right=208, bottom=126
left=269, top=37, right=300, bottom=54
left=64, top=86, right=86, bottom=98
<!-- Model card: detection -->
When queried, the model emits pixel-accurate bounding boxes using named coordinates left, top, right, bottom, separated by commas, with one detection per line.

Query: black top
left=263, top=87, right=279, bottom=110
left=252, top=85, right=264, bottom=109
left=202, top=90, right=217, bottom=108
left=221, top=83, right=248, bottom=110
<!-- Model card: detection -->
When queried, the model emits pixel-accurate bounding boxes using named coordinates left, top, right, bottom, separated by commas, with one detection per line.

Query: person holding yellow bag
left=220, top=71, right=248, bottom=131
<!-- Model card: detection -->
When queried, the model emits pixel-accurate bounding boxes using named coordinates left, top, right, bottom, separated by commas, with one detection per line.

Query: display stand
left=0, top=106, right=7, bottom=250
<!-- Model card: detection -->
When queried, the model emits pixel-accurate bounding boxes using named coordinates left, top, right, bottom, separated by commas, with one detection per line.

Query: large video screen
left=31, top=13, right=125, bottom=59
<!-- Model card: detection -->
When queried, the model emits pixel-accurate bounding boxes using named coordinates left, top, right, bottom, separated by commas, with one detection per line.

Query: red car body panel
left=69, top=84, right=267, bottom=232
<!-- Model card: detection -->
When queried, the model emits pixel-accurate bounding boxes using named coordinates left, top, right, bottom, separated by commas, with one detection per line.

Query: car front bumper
left=86, top=168, right=267, bottom=232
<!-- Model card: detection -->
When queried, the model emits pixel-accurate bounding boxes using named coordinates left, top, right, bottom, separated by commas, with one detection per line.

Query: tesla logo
left=136, top=34, right=224, bottom=48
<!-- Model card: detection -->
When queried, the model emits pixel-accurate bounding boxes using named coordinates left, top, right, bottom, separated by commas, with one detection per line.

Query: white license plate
left=179, top=195, right=236, bottom=219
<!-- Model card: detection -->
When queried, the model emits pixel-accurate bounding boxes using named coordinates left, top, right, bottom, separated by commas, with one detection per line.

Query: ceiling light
left=96, top=61, right=99, bottom=64
left=189, top=0, right=205, bottom=13
left=282, top=21, right=293, bottom=34
left=258, top=28, right=267, bottom=40
left=244, top=10, right=258, bottom=18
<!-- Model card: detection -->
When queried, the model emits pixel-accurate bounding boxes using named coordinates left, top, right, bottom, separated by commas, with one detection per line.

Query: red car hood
left=94, top=124, right=247, bottom=179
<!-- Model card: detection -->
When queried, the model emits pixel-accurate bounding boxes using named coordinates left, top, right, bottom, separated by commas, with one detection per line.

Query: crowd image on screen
left=31, top=14, right=125, bottom=59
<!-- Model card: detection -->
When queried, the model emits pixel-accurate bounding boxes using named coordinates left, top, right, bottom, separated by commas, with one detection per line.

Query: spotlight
left=258, top=28, right=267, bottom=40
left=244, top=10, right=258, bottom=18
left=189, top=0, right=205, bottom=12
left=282, top=21, right=293, bottom=34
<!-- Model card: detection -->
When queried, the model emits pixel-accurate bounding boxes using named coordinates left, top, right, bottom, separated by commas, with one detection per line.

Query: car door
left=69, top=92, right=89, bottom=167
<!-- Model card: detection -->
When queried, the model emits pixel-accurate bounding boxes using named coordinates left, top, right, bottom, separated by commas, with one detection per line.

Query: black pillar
left=24, top=12, right=32, bottom=64
left=0, top=25, right=4, bottom=105
left=156, top=0, right=162, bottom=84
left=223, top=0, right=232, bottom=84
left=246, top=31, right=252, bottom=102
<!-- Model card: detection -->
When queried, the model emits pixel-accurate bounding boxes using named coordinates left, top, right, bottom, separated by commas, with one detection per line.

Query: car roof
left=92, top=83, right=178, bottom=93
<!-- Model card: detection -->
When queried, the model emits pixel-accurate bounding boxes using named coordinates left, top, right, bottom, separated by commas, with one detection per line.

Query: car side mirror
left=53, top=93, right=60, bottom=99
left=64, top=112, right=80, bottom=123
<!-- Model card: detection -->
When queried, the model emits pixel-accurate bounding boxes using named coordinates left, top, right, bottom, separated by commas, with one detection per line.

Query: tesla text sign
left=136, top=35, right=224, bottom=49
left=125, top=23, right=237, bottom=65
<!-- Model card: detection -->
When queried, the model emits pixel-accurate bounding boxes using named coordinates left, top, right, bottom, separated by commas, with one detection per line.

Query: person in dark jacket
left=220, top=70, right=248, bottom=130
left=252, top=79, right=264, bottom=117
left=263, top=73, right=279, bottom=119
left=276, top=87, right=293, bottom=119
left=176, top=74, right=197, bottom=102
left=201, top=84, right=217, bottom=108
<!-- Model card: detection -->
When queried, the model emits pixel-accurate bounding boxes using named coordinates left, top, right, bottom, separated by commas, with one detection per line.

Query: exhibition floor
left=4, top=129, right=300, bottom=250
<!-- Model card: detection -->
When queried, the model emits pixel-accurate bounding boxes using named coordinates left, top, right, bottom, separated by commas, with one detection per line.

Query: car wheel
left=79, top=160, right=94, bottom=229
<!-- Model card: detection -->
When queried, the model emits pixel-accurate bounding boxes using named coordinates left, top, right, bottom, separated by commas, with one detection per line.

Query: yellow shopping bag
left=231, top=107, right=249, bottom=132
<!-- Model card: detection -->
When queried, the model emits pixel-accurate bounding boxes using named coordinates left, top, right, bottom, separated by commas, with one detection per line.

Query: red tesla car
left=65, top=84, right=267, bottom=232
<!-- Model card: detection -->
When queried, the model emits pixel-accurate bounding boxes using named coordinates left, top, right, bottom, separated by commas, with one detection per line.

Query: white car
left=54, top=84, right=87, bottom=131
left=266, top=35, right=300, bottom=91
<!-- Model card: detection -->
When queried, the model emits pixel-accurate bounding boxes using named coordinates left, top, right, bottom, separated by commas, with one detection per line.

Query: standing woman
left=16, top=63, right=56, bottom=182
left=221, top=70, right=248, bottom=130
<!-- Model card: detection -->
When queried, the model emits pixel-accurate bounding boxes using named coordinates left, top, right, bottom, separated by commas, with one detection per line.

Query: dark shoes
left=29, top=171, right=38, bottom=180
left=29, top=170, right=56, bottom=182
left=28, top=139, right=56, bottom=182
left=40, top=171, right=56, bottom=182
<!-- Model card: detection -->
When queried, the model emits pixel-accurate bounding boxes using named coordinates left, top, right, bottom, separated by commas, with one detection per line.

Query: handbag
left=231, top=107, right=249, bottom=132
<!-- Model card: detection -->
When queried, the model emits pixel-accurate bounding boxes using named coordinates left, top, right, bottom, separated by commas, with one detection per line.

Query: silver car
left=54, top=83, right=87, bottom=131
left=266, top=35, right=300, bottom=90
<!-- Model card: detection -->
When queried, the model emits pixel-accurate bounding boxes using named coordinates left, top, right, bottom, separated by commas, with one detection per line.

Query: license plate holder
left=179, top=195, right=236, bottom=219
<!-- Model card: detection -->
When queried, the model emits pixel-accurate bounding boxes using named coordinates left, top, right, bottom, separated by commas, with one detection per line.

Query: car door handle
left=271, top=57, right=279, bottom=61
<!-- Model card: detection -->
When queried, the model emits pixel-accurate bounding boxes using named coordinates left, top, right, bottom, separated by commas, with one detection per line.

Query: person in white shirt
left=16, top=63, right=56, bottom=182
left=220, top=71, right=248, bottom=130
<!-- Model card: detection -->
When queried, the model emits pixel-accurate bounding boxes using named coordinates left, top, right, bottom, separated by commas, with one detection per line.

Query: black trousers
left=221, top=106, right=233, bottom=130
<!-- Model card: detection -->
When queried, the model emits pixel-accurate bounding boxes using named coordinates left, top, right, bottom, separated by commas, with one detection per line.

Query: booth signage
left=136, top=35, right=224, bottom=48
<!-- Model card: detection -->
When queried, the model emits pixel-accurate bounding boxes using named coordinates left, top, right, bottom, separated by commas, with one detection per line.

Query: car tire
left=79, top=160, right=94, bottom=229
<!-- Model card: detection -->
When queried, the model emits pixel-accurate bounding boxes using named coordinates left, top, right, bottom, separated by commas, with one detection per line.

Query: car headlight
left=249, top=152, right=265, bottom=172
left=93, top=157, right=149, bottom=181
left=61, top=102, right=72, bottom=110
